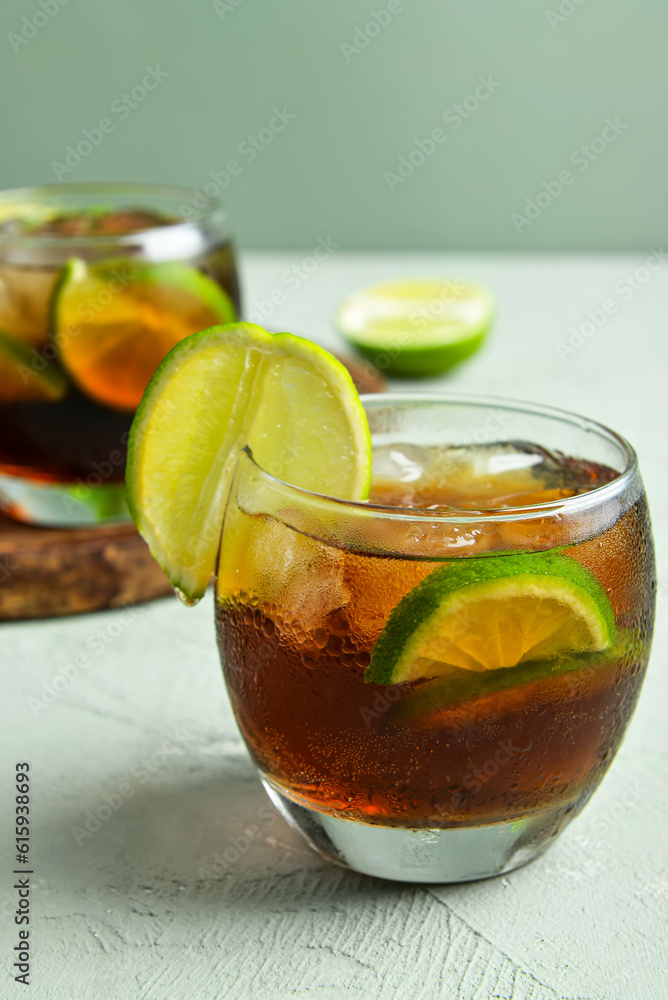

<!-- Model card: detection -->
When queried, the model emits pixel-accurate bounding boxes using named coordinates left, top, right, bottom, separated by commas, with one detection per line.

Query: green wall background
left=1, top=0, right=665, bottom=250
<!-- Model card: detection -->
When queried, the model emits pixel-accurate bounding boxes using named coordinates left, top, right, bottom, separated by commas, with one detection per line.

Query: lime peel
left=126, top=322, right=372, bottom=600
left=365, top=551, right=616, bottom=685
left=0, top=327, right=68, bottom=402
left=382, top=638, right=630, bottom=731
left=52, top=257, right=236, bottom=411
left=336, top=277, right=495, bottom=377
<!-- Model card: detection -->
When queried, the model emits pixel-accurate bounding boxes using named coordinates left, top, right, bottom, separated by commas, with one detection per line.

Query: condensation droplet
left=175, top=587, right=200, bottom=607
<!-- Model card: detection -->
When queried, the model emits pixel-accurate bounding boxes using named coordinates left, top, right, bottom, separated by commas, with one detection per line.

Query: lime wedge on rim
left=126, top=322, right=372, bottom=600
left=365, top=551, right=616, bottom=685
left=0, top=327, right=68, bottom=402
left=336, top=277, right=494, bottom=377
left=53, top=258, right=236, bottom=411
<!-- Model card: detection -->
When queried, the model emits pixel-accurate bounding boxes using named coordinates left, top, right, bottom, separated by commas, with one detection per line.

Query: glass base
left=262, top=779, right=573, bottom=883
left=0, top=470, right=130, bottom=527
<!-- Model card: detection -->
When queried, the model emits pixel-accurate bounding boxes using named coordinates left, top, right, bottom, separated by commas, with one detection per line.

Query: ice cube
left=220, top=513, right=350, bottom=634
left=372, top=443, right=431, bottom=483
left=0, top=262, right=57, bottom=346
left=486, top=449, right=544, bottom=476
left=429, top=442, right=570, bottom=490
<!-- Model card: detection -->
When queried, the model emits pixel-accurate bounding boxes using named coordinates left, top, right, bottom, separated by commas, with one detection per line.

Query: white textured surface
left=1, top=252, right=667, bottom=999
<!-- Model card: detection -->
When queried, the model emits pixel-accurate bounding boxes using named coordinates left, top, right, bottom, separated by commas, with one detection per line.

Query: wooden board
left=0, top=354, right=386, bottom=621
left=0, top=514, right=172, bottom=621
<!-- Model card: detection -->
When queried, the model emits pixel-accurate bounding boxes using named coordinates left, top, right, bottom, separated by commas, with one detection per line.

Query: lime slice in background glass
left=336, top=276, right=494, bottom=377
left=52, top=258, right=236, bottom=411
left=126, top=322, right=372, bottom=601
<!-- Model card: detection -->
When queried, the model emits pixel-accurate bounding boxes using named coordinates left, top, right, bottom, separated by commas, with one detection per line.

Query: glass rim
left=242, top=390, right=639, bottom=524
left=0, top=182, right=226, bottom=246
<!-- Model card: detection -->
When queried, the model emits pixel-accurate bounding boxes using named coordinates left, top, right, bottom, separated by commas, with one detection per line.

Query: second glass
left=0, top=183, right=240, bottom=526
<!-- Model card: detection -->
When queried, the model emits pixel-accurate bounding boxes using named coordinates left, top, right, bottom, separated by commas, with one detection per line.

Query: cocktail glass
left=215, top=393, right=655, bottom=883
left=0, top=183, right=239, bottom=526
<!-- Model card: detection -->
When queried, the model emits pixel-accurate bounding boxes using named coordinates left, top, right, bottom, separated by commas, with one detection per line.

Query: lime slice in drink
left=365, top=551, right=616, bottom=685
left=53, top=258, right=236, bottom=411
left=336, top=277, right=494, bottom=377
left=383, top=637, right=630, bottom=731
left=0, top=327, right=68, bottom=402
left=126, top=322, right=372, bottom=600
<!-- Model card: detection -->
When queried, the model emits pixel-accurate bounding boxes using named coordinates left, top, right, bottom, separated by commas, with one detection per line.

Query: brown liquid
left=216, top=455, right=655, bottom=828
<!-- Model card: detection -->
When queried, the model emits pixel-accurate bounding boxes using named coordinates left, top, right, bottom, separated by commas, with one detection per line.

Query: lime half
left=365, top=551, right=616, bottom=685
left=53, top=258, right=236, bottom=411
left=0, top=327, right=68, bottom=402
left=336, top=277, right=494, bottom=377
left=126, top=322, right=372, bottom=600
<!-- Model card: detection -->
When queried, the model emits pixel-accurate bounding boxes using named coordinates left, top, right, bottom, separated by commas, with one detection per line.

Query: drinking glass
left=215, top=393, right=655, bottom=883
left=0, top=183, right=239, bottom=526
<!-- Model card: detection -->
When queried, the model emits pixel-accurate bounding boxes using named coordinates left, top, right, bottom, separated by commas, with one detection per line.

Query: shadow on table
left=40, top=752, right=406, bottom=912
